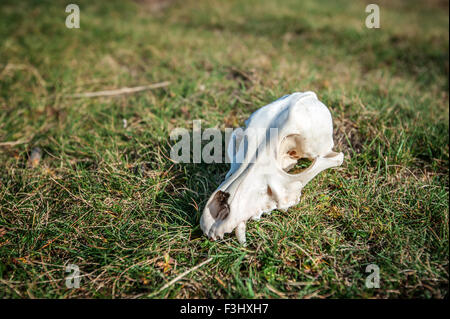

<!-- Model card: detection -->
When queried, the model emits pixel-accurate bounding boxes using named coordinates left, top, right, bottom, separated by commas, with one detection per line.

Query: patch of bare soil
left=334, top=117, right=364, bottom=155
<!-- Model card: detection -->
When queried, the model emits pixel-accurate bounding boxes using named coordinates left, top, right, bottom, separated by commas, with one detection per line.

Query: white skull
left=200, top=92, right=344, bottom=244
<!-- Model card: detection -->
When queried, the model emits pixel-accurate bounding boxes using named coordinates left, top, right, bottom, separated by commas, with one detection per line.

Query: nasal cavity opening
left=208, top=190, right=230, bottom=221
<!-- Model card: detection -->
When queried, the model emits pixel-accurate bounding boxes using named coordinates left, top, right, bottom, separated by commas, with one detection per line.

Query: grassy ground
left=0, top=0, right=448, bottom=298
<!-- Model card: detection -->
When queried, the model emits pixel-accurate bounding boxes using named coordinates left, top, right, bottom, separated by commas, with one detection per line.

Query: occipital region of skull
left=200, top=92, right=344, bottom=244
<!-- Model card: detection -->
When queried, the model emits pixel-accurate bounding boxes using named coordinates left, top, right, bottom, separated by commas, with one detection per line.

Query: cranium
left=200, top=92, right=344, bottom=244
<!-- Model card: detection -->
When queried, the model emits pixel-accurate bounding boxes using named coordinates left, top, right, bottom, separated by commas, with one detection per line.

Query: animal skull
left=200, top=92, right=344, bottom=244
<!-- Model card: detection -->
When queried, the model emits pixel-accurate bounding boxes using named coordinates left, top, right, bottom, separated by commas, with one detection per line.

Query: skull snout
left=200, top=162, right=271, bottom=240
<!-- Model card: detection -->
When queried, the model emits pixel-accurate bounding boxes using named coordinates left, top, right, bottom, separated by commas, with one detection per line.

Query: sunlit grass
left=0, top=0, right=448, bottom=298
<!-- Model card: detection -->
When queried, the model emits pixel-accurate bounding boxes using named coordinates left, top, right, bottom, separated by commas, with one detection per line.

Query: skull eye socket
left=286, top=157, right=313, bottom=174
left=279, top=134, right=313, bottom=173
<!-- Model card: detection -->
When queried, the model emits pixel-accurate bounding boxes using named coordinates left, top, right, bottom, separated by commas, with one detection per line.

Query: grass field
left=0, top=0, right=448, bottom=298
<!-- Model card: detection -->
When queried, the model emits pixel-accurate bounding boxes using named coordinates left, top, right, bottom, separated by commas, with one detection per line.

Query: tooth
left=235, top=222, right=246, bottom=245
